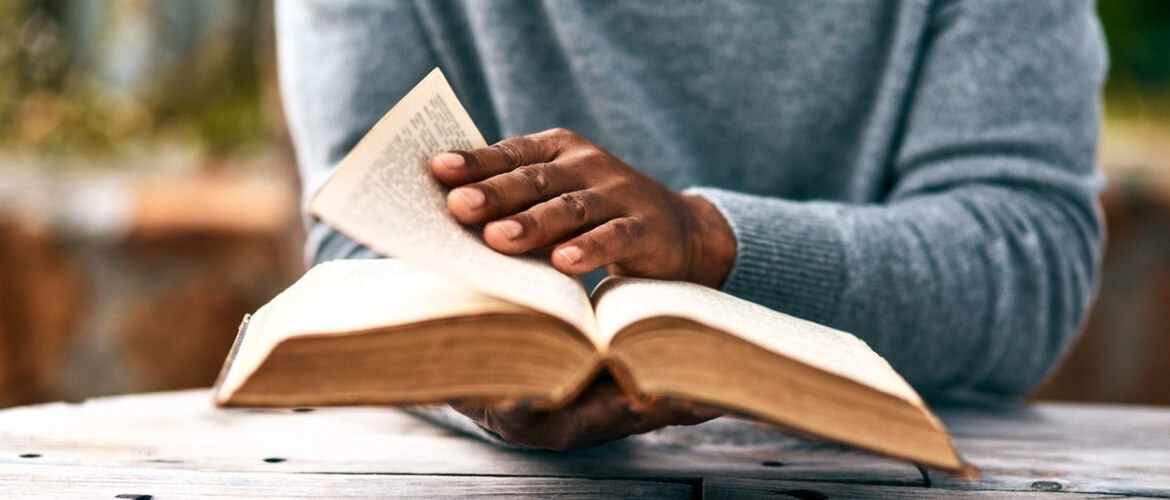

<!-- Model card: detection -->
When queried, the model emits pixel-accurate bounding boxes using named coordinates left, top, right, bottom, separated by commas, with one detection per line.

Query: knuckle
left=515, top=212, right=543, bottom=237
left=579, top=149, right=610, bottom=171
left=547, top=127, right=582, bottom=154
left=610, top=218, right=644, bottom=245
left=549, top=127, right=575, bottom=140
left=489, top=141, right=524, bottom=168
left=558, top=191, right=591, bottom=223
left=576, top=232, right=606, bottom=256
left=513, top=165, right=550, bottom=197
left=473, top=182, right=500, bottom=207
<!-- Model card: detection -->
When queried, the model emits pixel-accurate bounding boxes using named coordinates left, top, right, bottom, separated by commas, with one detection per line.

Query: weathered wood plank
left=931, top=403, right=1170, bottom=497
left=0, top=464, right=693, bottom=499
left=1, top=390, right=1167, bottom=497
left=0, top=390, right=922, bottom=485
left=704, top=478, right=1136, bottom=499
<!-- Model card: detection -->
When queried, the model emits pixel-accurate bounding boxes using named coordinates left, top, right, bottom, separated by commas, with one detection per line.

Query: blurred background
left=0, top=0, right=1167, bottom=408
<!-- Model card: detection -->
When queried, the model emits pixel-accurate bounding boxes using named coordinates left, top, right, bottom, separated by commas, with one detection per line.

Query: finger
left=473, top=383, right=624, bottom=449
left=521, top=378, right=634, bottom=451
left=446, top=160, right=581, bottom=224
left=569, top=378, right=634, bottom=433
left=551, top=217, right=645, bottom=275
left=628, top=400, right=707, bottom=434
left=430, top=129, right=569, bottom=186
left=545, top=379, right=636, bottom=450
left=449, top=402, right=486, bottom=421
left=483, top=190, right=620, bottom=255
left=642, top=397, right=723, bottom=421
left=682, top=402, right=724, bottom=423
left=465, top=377, right=643, bottom=451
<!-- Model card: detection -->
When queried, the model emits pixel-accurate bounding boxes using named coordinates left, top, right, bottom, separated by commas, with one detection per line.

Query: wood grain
left=0, top=390, right=1166, bottom=497
left=704, top=478, right=1132, bottom=499
left=0, top=464, right=693, bottom=499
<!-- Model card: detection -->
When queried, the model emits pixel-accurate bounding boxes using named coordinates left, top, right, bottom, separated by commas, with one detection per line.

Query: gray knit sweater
left=277, top=0, right=1106, bottom=401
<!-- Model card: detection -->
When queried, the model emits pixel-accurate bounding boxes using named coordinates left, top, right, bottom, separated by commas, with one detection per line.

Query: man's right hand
left=451, top=375, right=721, bottom=451
left=429, top=128, right=736, bottom=289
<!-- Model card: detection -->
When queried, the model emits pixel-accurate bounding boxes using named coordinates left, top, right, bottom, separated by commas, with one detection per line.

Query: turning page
left=309, top=69, right=597, bottom=338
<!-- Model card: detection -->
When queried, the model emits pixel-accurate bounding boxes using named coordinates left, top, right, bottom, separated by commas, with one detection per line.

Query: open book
left=213, top=69, right=972, bottom=474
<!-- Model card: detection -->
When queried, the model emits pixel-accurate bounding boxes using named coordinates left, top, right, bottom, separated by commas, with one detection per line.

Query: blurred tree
left=1097, top=0, right=1170, bottom=121
left=1099, top=0, right=1170, bottom=89
left=0, top=0, right=274, bottom=162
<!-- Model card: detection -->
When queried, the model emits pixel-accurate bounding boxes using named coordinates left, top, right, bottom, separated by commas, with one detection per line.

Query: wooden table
left=1, top=390, right=1167, bottom=498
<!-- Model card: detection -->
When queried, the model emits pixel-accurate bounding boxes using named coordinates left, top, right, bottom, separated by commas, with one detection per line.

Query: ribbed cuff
left=685, top=187, right=847, bottom=325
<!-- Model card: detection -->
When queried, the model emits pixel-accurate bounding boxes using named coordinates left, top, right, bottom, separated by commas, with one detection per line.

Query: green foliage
left=1097, top=0, right=1170, bottom=120
left=1099, top=0, right=1170, bottom=88
left=0, top=0, right=273, bottom=162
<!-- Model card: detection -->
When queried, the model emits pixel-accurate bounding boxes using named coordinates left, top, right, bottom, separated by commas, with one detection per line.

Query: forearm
left=694, top=180, right=1101, bottom=399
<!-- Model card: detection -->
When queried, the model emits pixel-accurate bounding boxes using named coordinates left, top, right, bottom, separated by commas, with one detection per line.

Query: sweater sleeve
left=690, top=0, right=1106, bottom=399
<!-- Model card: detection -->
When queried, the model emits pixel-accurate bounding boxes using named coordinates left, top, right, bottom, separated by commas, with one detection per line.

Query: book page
left=217, top=259, right=534, bottom=400
left=592, top=277, right=922, bottom=404
left=309, top=69, right=597, bottom=339
left=265, top=259, right=532, bottom=339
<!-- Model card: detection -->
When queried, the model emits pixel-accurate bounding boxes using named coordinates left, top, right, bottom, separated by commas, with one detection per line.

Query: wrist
left=680, top=194, right=736, bottom=289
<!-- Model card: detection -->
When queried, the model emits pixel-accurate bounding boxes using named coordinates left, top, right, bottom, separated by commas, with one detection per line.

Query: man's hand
left=429, top=128, right=736, bottom=288
left=452, top=375, right=720, bottom=451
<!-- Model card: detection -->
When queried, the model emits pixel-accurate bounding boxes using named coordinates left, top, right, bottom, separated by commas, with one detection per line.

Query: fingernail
left=493, top=220, right=523, bottom=240
left=454, top=188, right=484, bottom=210
left=433, top=152, right=465, bottom=170
left=557, top=245, right=583, bottom=265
